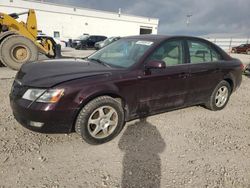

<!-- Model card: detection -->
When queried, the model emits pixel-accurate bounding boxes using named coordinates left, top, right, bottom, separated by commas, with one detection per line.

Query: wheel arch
left=70, top=91, right=128, bottom=132
left=224, top=78, right=234, bottom=92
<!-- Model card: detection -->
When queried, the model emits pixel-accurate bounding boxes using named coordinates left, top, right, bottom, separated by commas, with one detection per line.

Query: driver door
left=137, top=39, right=189, bottom=115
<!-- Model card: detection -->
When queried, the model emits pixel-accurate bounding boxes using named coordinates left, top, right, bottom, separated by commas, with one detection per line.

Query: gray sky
left=46, top=0, right=250, bottom=37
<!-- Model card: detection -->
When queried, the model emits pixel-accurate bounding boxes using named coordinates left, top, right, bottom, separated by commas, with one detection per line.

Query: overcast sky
left=46, top=0, right=250, bottom=37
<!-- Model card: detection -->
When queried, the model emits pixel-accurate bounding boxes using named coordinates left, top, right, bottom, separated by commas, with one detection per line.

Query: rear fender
left=223, top=73, right=236, bottom=92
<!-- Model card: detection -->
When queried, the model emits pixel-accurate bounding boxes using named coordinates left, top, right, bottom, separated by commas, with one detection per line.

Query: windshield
left=88, top=39, right=154, bottom=68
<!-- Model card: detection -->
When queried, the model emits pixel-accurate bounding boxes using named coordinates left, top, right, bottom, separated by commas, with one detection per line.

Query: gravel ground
left=0, top=50, right=250, bottom=188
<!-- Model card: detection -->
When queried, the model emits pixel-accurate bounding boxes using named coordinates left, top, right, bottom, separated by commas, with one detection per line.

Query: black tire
left=205, top=80, right=231, bottom=111
left=0, top=35, right=38, bottom=70
left=75, top=96, right=125, bottom=144
left=0, top=61, right=5, bottom=67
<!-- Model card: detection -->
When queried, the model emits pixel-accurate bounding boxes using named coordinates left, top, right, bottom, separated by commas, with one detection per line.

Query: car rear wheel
left=205, top=80, right=231, bottom=111
left=75, top=96, right=125, bottom=144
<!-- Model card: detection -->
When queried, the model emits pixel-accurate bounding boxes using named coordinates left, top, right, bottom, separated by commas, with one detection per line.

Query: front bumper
left=10, top=97, right=77, bottom=133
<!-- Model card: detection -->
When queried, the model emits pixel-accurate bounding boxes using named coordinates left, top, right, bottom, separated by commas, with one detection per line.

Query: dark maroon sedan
left=231, top=44, right=250, bottom=54
left=10, top=35, right=243, bottom=144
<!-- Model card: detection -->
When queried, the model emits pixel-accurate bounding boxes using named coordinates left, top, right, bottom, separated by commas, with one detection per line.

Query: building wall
left=0, top=0, right=159, bottom=40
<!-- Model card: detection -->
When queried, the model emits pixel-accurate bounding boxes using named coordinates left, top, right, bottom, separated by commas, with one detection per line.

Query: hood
left=16, top=58, right=112, bottom=88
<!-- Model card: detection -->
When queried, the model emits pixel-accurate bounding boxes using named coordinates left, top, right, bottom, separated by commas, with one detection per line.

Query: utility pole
left=118, top=8, right=121, bottom=17
left=186, top=14, right=192, bottom=26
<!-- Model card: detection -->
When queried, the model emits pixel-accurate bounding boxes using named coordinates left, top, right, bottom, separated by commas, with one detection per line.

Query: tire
left=0, top=31, right=17, bottom=43
left=0, top=35, right=38, bottom=70
left=247, top=49, right=250, bottom=55
left=245, top=64, right=250, bottom=75
left=205, top=80, right=231, bottom=111
left=231, top=49, right=236, bottom=53
left=0, top=61, right=5, bottom=67
left=0, top=31, right=18, bottom=67
left=75, top=96, right=125, bottom=144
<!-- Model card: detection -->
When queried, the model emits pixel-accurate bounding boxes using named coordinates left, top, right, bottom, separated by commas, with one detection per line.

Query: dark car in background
left=231, top=44, right=250, bottom=54
left=10, top=35, right=243, bottom=144
left=70, top=34, right=89, bottom=48
left=75, top=35, right=107, bottom=50
left=95, top=37, right=120, bottom=50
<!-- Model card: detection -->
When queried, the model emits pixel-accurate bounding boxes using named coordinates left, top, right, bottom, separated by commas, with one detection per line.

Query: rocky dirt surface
left=0, top=53, right=250, bottom=187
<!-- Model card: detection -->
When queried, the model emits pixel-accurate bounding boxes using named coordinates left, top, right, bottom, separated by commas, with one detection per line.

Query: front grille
left=10, top=80, right=28, bottom=98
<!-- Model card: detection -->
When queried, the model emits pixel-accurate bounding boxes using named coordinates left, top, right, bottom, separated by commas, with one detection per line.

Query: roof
left=125, top=34, right=218, bottom=42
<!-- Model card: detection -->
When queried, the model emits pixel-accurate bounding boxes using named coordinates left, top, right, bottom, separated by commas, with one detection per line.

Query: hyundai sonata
left=10, top=35, right=243, bottom=144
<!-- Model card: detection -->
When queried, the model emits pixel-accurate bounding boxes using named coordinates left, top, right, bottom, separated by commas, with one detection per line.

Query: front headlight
left=22, top=89, right=64, bottom=103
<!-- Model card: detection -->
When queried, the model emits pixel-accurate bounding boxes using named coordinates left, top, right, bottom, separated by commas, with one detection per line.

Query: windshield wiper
left=88, top=58, right=111, bottom=67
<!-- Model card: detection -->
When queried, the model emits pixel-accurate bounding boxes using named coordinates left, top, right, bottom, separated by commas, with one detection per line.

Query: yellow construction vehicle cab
left=0, top=9, right=60, bottom=70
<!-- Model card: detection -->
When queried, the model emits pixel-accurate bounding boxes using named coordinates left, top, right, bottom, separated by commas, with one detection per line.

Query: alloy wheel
left=87, top=106, right=118, bottom=139
left=215, top=86, right=229, bottom=107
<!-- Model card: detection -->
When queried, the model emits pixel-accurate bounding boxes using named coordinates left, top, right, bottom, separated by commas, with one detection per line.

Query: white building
left=0, top=0, right=159, bottom=40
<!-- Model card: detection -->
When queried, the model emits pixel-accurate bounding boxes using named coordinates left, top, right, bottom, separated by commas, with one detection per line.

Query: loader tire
left=0, top=35, right=38, bottom=70
left=0, top=31, right=18, bottom=67
left=0, top=31, right=17, bottom=43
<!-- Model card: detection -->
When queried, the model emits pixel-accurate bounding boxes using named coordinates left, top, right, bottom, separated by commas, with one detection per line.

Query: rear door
left=185, top=39, right=223, bottom=105
left=137, top=39, right=190, bottom=114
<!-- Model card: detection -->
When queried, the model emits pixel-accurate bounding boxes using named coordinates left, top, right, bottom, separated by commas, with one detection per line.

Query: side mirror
left=145, top=60, right=166, bottom=69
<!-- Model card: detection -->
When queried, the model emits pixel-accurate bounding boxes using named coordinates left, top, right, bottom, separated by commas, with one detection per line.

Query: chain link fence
left=206, top=38, right=250, bottom=52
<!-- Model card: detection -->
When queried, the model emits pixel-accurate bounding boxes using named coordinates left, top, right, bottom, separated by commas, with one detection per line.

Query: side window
left=148, top=40, right=184, bottom=66
left=188, top=40, right=220, bottom=63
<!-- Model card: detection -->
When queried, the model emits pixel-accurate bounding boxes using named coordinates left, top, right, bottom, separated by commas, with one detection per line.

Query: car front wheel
left=75, top=96, right=125, bottom=144
left=205, top=80, right=231, bottom=111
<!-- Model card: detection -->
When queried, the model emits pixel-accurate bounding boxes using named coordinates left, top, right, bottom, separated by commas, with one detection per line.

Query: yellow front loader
left=0, top=9, right=60, bottom=70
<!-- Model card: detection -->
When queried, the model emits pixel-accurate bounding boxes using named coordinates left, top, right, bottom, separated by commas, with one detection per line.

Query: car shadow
left=118, top=119, right=166, bottom=188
